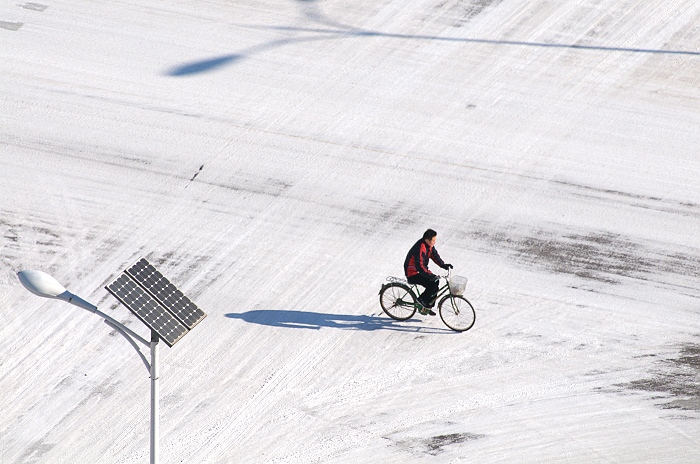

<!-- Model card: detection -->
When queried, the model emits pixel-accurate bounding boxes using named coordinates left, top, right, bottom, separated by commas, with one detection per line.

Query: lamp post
left=17, top=270, right=160, bottom=464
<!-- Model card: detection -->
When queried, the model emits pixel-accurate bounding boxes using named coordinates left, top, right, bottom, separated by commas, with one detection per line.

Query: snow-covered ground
left=2, top=0, right=700, bottom=462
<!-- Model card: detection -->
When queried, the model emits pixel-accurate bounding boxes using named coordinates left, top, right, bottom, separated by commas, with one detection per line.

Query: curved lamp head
left=18, top=270, right=67, bottom=298
left=18, top=270, right=97, bottom=312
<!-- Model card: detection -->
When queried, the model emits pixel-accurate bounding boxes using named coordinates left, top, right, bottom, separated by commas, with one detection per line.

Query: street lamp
left=17, top=261, right=206, bottom=464
left=18, top=270, right=159, bottom=462
left=18, top=269, right=98, bottom=311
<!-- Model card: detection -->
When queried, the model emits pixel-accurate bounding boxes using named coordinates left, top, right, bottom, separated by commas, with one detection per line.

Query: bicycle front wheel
left=438, top=295, right=475, bottom=332
left=379, top=283, right=417, bottom=321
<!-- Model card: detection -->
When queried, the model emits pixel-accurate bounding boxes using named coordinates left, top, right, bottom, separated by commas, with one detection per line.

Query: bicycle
left=378, top=270, right=476, bottom=332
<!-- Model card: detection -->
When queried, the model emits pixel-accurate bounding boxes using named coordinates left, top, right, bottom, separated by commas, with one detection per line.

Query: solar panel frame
left=105, top=273, right=188, bottom=347
left=125, top=258, right=207, bottom=330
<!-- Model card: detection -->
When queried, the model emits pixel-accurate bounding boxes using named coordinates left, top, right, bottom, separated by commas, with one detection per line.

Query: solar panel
left=106, top=273, right=188, bottom=347
left=125, top=258, right=206, bottom=330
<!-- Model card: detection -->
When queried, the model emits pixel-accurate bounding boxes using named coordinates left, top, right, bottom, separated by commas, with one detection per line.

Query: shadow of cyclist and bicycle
left=225, top=309, right=453, bottom=334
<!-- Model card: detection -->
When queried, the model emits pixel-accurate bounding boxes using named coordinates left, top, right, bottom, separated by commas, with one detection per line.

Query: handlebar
left=437, top=268, right=452, bottom=280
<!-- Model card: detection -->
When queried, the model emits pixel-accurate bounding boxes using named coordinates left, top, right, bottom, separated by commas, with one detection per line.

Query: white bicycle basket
left=448, top=275, right=468, bottom=295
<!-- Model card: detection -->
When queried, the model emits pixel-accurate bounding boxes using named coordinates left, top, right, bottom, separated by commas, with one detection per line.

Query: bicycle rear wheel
left=438, top=295, right=475, bottom=332
left=379, top=283, right=418, bottom=320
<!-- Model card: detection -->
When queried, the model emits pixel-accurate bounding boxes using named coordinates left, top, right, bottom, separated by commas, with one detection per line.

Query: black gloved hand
left=445, top=263, right=453, bottom=270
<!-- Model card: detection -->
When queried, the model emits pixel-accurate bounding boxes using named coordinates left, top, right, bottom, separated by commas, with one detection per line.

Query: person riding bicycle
left=404, top=229, right=453, bottom=316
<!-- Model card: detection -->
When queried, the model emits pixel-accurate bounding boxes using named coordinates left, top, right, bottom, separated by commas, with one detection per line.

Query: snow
left=2, top=0, right=700, bottom=462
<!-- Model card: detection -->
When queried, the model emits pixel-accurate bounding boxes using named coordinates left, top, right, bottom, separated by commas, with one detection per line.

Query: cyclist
left=404, top=229, right=453, bottom=315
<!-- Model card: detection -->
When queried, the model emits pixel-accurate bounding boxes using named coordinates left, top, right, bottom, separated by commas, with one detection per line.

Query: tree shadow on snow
left=225, top=309, right=451, bottom=333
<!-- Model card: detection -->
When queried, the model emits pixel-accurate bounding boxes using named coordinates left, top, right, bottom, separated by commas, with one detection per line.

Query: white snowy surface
left=2, top=0, right=700, bottom=462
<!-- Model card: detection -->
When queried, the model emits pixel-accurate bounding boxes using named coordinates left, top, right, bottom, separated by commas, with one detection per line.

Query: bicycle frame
left=406, top=270, right=456, bottom=308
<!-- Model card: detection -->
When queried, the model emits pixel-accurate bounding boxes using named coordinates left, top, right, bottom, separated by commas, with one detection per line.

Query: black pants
left=407, top=274, right=439, bottom=307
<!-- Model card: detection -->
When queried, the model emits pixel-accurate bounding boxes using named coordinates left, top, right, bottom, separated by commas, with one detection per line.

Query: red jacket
left=404, top=239, right=447, bottom=278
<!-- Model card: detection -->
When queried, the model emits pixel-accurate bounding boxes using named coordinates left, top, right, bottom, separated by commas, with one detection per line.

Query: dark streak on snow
left=195, top=176, right=293, bottom=198
left=191, top=164, right=204, bottom=182
left=618, top=343, right=700, bottom=412
left=466, top=223, right=700, bottom=286
left=552, top=180, right=700, bottom=218
left=0, top=214, right=65, bottom=274
left=433, top=0, right=505, bottom=28
left=0, top=21, right=23, bottom=31
left=392, top=431, right=486, bottom=456
left=20, top=3, right=49, bottom=11
left=345, top=199, right=421, bottom=236
left=423, top=432, right=486, bottom=455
